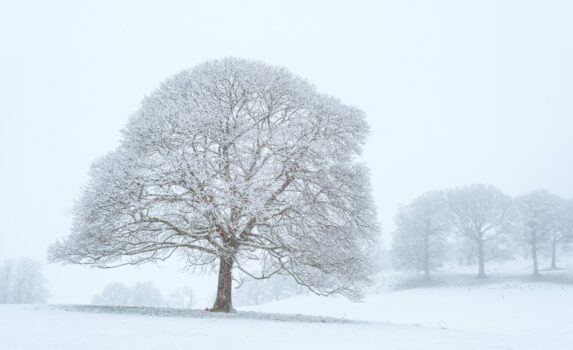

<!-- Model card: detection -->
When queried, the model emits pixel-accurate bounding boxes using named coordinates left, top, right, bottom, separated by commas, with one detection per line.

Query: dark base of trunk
left=551, top=237, right=558, bottom=270
left=208, top=305, right=237, bottom=313
left=532, top=244, right=539, bottom=277
left=476, top=272, right=487, bottom=279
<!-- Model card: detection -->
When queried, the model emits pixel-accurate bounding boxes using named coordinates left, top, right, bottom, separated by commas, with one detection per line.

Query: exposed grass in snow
left=390, top=269, right=573, bottom=291
left=55, top=304, right=360, bottom=324
left=372, top=257, right=573, bottom=291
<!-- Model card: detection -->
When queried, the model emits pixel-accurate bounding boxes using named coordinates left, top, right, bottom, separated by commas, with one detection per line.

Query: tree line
left=391, top=184, right=573, bottom=279
left=92, top=281, right=195, bottom=309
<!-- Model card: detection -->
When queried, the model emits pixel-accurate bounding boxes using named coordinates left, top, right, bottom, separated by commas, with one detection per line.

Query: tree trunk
left=477, top=238, right=486, bottom=278
left=423, top=232, right=430, bottom=280
left=532, top=241, right=540, bottom=276
left=210, top=256, right=234, bottom=312
left=550, top=235, right=558, bottom=269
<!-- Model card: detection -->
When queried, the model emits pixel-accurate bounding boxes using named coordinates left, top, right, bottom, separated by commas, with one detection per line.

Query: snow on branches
left=49, top=58, right=379, bottom=311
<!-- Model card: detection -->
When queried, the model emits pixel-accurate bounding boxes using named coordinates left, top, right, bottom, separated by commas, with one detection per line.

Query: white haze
left=1, top=0, right=572, bottom=304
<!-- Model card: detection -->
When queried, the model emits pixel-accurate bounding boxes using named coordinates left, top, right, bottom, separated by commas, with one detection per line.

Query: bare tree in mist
left=168, top=286, right=195, bottom=309
left=91, top=282, right=131, bottom=306
left=550, top=199, right=573, bottom=269
left=391, top=191, right=451, bottom=279
left=234, top=274, right=305, bottom=306
left=92, top=281, right=167, bottom=307
left=447, top=184, right=511, bottom=278
left=0, top=258, right=48, bottom=304
left=508, top=191, right=563, bottom=276
left=49, top=58, right=379, bottom=312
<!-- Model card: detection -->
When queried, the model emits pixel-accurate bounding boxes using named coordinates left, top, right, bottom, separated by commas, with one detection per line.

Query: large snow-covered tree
left=391, top=190, right=450, bottom=279
left=49, top=58, right=378, bottom=312
left=446, top=184, right=511, bottom=278
left=508, top=191, right=562, bottom=275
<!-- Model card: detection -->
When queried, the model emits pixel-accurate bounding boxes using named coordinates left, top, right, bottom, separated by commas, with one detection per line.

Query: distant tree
left=508, top=191, right=562, bottom=276
left=0, top=260, right=10, bottom=303
left=0, top=258, right=48, bottom=304
left=91, top=282, right=130, bottom=306
left=447, top=184, right=511, bottom=278
left=452, top=227, right=514, bottom=266
left=549, top=198, right=573, bottom=269
left=168, top=286, right=195, bottom=309
left=234, top=274, right=305, bottom=306
left=131, top=281, right=165, bottom=307
left=49, top=58, right=379, bottom=312
left=92, top=281, right=166, bottom=307
left=391, top=191, right=450, bottom=279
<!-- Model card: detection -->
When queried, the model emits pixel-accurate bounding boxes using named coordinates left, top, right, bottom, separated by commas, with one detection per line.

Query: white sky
left=1, top=0, right=572, bottom=304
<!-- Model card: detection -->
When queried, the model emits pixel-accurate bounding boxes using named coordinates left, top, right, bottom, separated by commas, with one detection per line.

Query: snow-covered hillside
left=2, top=275, right=572, bottom=350
left=246, top=280, right=573, bottom=337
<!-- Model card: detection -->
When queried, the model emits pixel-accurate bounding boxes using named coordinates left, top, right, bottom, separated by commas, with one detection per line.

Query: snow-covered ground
left=2, top=272, right=572, bottom=350
left=246, top=281, right=573, bottom=337
left=0, top=302, right=565, bottom=350
left=2, top=260, right=573, bottom=350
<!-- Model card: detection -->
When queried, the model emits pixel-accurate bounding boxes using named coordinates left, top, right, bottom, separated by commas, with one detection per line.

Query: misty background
left=1, top=0, right=572, bottom=305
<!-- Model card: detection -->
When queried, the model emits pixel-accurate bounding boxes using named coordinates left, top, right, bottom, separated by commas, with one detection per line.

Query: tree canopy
left=49, top=58, right=379, bottom=311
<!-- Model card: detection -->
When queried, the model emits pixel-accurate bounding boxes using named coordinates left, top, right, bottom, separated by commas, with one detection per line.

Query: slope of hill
left=2, top=263, right=572, bottom=350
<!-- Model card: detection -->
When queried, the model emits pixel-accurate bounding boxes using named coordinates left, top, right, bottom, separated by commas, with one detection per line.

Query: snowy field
left=2, top=268, right=572, bottom=350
